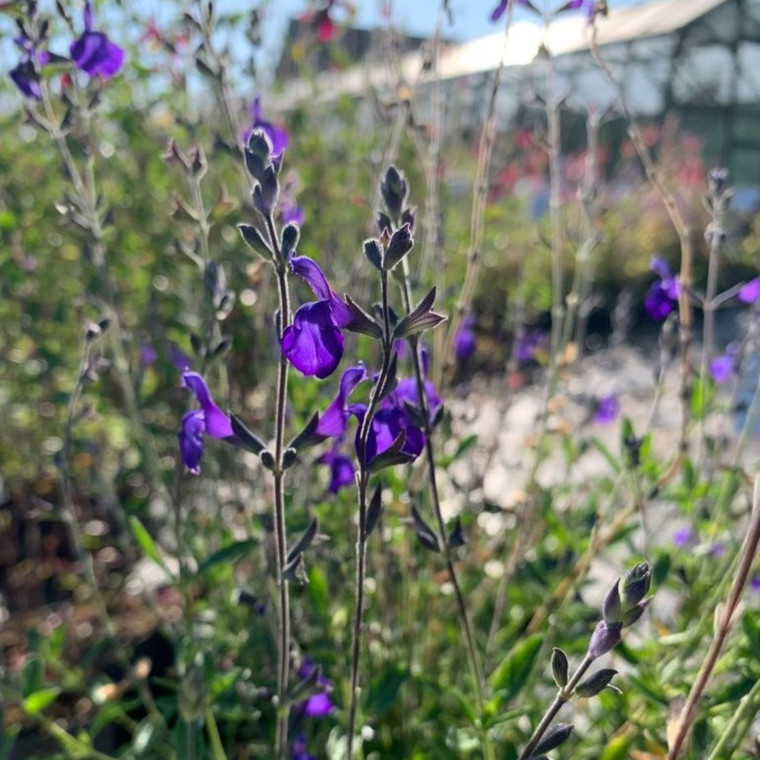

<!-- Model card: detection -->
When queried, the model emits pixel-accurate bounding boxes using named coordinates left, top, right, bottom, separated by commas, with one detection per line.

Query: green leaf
left=198, top=538, right=258, bottom=574
left=742, top=611, right=760, bottom=659
left=129, top=516, right=172, bottom=577
left=599, top=735, right=630, bottom=760
left=489, top=634, right=543, bottom=704
left=23, top=687, right=61, bottom=715
left=364, top=666, right=409, bottom=718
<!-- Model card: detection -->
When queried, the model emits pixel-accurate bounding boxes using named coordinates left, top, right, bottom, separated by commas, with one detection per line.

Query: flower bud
left=533, top=723, right=574, bottom=755
left=381, top=166, right=408, bottom=222
left=621, top=598, right=650, bottom=628
left=576, top=668, right=617, bottom=698
left=588, top=620, right=621, bottom=659
left=602, top=580, right=623, bottom=624
left=551, top=647, right=569, bottom=689
left=620, top=562, right=651, bottom=610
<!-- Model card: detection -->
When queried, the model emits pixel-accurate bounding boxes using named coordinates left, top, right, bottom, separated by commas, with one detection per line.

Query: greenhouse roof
left=275, top=0, right=734, bottom=106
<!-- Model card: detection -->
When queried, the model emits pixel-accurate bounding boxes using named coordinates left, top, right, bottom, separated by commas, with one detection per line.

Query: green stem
left=346, top=270, right=395, bottom=760
left=205, top=707, right=228, bottom=760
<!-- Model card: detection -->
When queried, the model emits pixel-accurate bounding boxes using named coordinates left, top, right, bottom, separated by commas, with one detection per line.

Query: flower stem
left=667, top=476, right=760, bottom=760
left=266, top=214, right=293, bottom=760
left=347, top=269, right=395, bottom=759
left=398, top=263, right=492, bottom=759
left=517, top=654, right=593, bottom=760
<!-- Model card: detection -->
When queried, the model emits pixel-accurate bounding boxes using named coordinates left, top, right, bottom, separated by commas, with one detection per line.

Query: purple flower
left=291, top=734, right=316, bottom=760
left=454, top=316, right=477, bottom=361
left=710, top=354, right=734, bottom=384
left=243, top=97, right=289, bottom=157
left=178, top=372, right=233, bottom=474
left=593, top=394, right=619, bottom=424
left=515, top=329, right=546, bottom=362
left=751, top=574, right=760, bottom=593
left=280, top=198, right=305, bottom=227
left=557, top=0, right=596, bottom=17
left=9, top=36, right=50, bottom=100
left=318, top=447, right=355, bottom=493
left=710, top=542, right=725, bottom=558
left=352, top=403, right=425, bottom=467
left=738, top=277, right=760, bottom=304
left=283, top=256, right=352, bottom=378
left=393, top=377, right=443, bottom=421
left=296, top=658, right=334, bottom=718
left=644, top=257, right=679, bottom=321
left=139, top=342, right=157, bottom=367
left=169, top=342, right=192, bottom=372
left=316, top=365, right=366, bottom=437
left=673, top=527, right=694, bottom=548
left=70, top=1, right=125, bottom=78
left=490, top=0, right=534, bottom=21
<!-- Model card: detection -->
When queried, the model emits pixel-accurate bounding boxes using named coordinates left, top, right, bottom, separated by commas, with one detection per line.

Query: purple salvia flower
left=672, top=527, right=694, bottom=548
left=351, top=403, right=425, bottom=466
left=178, top=371, right=233, bottom=474
left=738, top=277, right=760, bottom=304
left=295, top=658, right=334, bottom=718
left=9, top=36, right=51, bottom=100
left=291, top=734, right=316, bottom=760
left=516, top=329, right=546, bottom=362
left=283, top=255, right=352, bottom=378
left=393, top=377, right=443, bottom=421
left=710, top=354, right=733, bottom=384
left=490, top=0, right=535, bottom=22
left=139, top=342, right=157, bottom=367
left=593, top=394, right=619, bottom=424
left=280, top=199, right=305, bottom=227
left=316, top=365, right=366, bottom=437
left=169, top=342, right=192, bottom=372
left=454, top=316, right=477, bottom=361
left=644, top=257, right=679, bottom=321
left=318, top=447, right=355, bottom=494
left=751, top=574, right=760, bottom=593
left=70, top=1, right=125, bottom=78
left=243, top=97, right=289, bottom=157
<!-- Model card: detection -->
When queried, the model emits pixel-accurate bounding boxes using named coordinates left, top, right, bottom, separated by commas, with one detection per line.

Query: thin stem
left=667, top=476, right=760, bottom=760
left=707, top=676, right=760, bottom=760
left=697, top=230, right=722, bottom=463
left=398, top=264, right=492, bottom=759
left=205, top=707, right=229, bottom=760
left=518, top=654, right=593, bottom=760
left=441, top=0, right=515, bottom=387
left=590, top=30, right=694, bottom=454
left=347, top=270, right=395, bottom=760
left=266, top=213, right=293, bottom=760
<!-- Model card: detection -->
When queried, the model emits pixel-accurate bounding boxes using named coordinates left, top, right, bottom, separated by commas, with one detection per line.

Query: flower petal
left=282, top=301, right=344, bottom=378
left=179, top=410, right=205, bottom=474
left=182, top=372, right=233, bottom=438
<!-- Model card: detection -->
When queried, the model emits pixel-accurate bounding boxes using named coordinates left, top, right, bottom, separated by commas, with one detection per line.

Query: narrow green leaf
left=129, top=517, right=173, bottom=577
left=23, top=687, right=61, bottom=715
left=489, top=634, right=543, bottom=704
left=198, top=538, right=258, bottom=574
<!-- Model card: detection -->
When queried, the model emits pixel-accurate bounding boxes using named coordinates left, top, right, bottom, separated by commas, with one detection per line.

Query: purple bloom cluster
left=593, top=394, right=619, bottom=425
left=644, top=257, right=680, bottom=321
left=10, top=1, right=124, bottom=100
left=178, top=372, right=232, bottom=474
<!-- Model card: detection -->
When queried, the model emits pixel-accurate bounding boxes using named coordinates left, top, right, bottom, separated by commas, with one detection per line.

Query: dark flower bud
left=401, top=206, right=416, bottom=235
left=603, top=579, right=623, bottom=624
left=260, top=450, right=276, bottom=471
left=621, top=598, right=650, bottom=628
left=190, top=144, right=207, bottom=178
left=364, top=238, right=383, bottom=270
left=383, top=224, right=414, bottom=271
left=238, top=223, right=272, bottom=258
left=376, top=211, right=392, bottom=236
left=588, top=620, right=621, bottom=659
left=576, top=668, right=618, bottom=698
left=551, top=647, right=569, bottom=689
left=253, top=165, right=279, bottom=216
left=281, top=223, right=300, bottom=257
left=381, top=166, right=408, bottom=222
left=620, top=562, right=651, bottom=610
left=533, top=723, right=574, bottom=755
